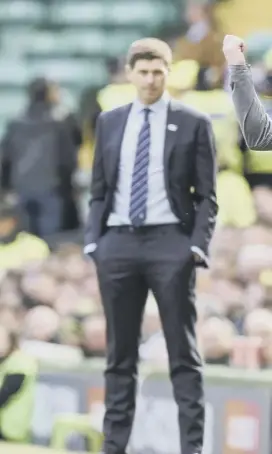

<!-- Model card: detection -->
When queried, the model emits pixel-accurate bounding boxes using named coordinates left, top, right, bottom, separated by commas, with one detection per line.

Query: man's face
left=0, top=217, right=17, bottom=240
left=48, top=83, right=61, bottom=105
left=127, top=58, right=168, bottom=105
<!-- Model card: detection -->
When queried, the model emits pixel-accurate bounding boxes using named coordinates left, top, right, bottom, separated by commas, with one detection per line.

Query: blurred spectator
left=167, top=59, right=200, bottom=98
left=244, top=308, right=272, bottom=342
left=97, top=57, right=136, bottom=112
left=23, top=306, right=60, bottom=343
left=49, top=81, right=82, bottom=149
left=173, top=1, right=225, bottom=70
left=0, top=198, right=49, bottom=272
left=0, top=325, right=38, bottom=443
left=199, top=317, right=236, bottom=365
left=182, top=65, right=243, bottom=173
left=216, top=169, right=256, bottom=228
left=0, top=219, right=271, bottom=368
left=20, top=271, right=59, bottom=308
left=81, top=315, right=106, bottom=358
left=0, top=77, right=78, bottom=237
left=48, top=80, right=82, bottom=231
left=244, top=308, right=272, bottom=368
left=253, top=186, right=272, bottom=225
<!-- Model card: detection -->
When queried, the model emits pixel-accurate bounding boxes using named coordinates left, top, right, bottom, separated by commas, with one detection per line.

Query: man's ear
left=125, top=64, right=132, bottom=82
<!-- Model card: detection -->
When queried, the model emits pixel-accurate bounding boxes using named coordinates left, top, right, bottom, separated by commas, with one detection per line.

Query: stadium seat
left=24, top=29, right=108, bottom=57
left=51, top=1, right=106, bottom=25
left=246, top=31, right=272, bottom=63
left=0, top=91, right=26, bottom=117
left=27, top=58, right=108, bottom=87
left=0, top=27, right=38, bottom=56
left=0, top=1, right=45, bottom=25
left=108, top=1, right=176, bottom=27
left=0, top=59, right=29, bottom=86
left=50, top=0, right=176, bottom=27
left=102, top=30, right=143, bottom=56
left=51, top=414, right=103, bottom=452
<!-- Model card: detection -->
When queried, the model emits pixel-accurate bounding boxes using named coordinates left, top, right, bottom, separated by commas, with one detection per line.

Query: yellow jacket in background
left=98, top=61, right=200, bottom=110
left=181, top=89, right=243, bottom=173
left=0, top=350, right=38, bottom=442
left=0, top=232, right=49, bottom=271
left=217, top=170, right=256, bottom=228
left=97, top=83, right=136, bottom=111
left=167, top=60, right=199, bottom=97
left=246, top=148, right=272, bottom=174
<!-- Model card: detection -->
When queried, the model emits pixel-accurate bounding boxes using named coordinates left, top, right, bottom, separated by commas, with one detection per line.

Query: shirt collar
left=133, top=91, right=170, bottom=115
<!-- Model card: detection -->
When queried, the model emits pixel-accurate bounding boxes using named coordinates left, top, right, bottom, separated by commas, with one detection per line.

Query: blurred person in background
left=244, top=308, right=272, bottom=368
left=253, top=185, right=272, bottom=225
left=23, top=306, right=60, bottom=343
left=167, top=59, right=200, bottom=99
left=97, top=57, right=136, bottom=112
left=173, top=1, right=225, bottom=70
left=182, top=65, right=243, bottom=174
left=0, top=198, right=49, bottom=272
left=20, top=271, right=59, bottom=309
left=0, top=325, right=38, bottom=443
left=0, top=77, right=78, bottom=238
left=85, top=37, right=217, bottom=454
left=48, top=80, right=82, bottom=231
left=49, top=81, right=82, bottom=149
left=198, top=316, right=236, bottom=365
left=80, top=315, right=106, bottom=358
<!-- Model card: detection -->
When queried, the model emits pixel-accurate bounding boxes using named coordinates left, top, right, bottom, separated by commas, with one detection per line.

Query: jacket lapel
left=109, top=103, right=132, bottom=185
left=163, top=99, right=179, bottom=170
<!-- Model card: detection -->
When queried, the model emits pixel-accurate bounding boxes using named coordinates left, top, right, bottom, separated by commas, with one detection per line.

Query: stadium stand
left=0, top=0, right=184, bottom=137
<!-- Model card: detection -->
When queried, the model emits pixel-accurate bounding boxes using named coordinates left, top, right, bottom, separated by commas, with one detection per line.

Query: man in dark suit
left=84, top=38, right=217, bottom=454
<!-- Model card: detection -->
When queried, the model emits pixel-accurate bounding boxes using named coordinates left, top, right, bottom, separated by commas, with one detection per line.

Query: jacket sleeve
left=84, top=113, right=107, bottom=246
left=0, top=374, right=25, bottom=408
left=230, top=65, right=272, bottom=150
left=191, top=116, right=218, bottom=267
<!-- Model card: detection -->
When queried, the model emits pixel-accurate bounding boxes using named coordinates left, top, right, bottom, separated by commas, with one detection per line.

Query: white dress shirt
left=107, top=92, right=179, bottom=226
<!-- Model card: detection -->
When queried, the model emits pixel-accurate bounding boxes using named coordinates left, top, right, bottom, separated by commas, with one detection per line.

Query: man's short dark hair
left=127, top=38, right=172, bottom=69
left=28, top=77, right=50, bottom=103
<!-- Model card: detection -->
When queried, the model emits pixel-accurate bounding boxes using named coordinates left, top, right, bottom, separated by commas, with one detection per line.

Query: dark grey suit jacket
left=85, top=99, right=218, bottom=268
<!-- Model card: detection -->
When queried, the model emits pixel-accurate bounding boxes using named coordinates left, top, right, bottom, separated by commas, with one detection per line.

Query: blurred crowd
left=0, top=1, right=272, bottom=369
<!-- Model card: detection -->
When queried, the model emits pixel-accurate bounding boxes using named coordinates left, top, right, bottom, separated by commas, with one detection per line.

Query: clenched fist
left=223, top=35, right=246, bottom=65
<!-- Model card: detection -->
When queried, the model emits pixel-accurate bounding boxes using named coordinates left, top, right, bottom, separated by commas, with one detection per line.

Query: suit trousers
left=95, top=224, right=204, bottom=454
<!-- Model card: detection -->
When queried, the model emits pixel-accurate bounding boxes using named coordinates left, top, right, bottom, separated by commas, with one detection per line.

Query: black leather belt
left=108, top=223, right=181, bottom=234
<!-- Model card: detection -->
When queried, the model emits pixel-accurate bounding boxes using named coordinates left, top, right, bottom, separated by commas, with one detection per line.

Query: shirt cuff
left=229, top=64, right=251, bottom=82
left=84, top=243, right=97, bottom=255
left=191, top=246, right=207, bottom=262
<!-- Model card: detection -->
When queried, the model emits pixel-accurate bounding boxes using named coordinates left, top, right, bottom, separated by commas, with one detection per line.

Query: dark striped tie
left=129, top=108, right=151, bottom=226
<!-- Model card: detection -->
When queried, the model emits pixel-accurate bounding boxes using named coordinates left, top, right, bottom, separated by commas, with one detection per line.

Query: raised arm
left=223, top=35, right=272, bottom=151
